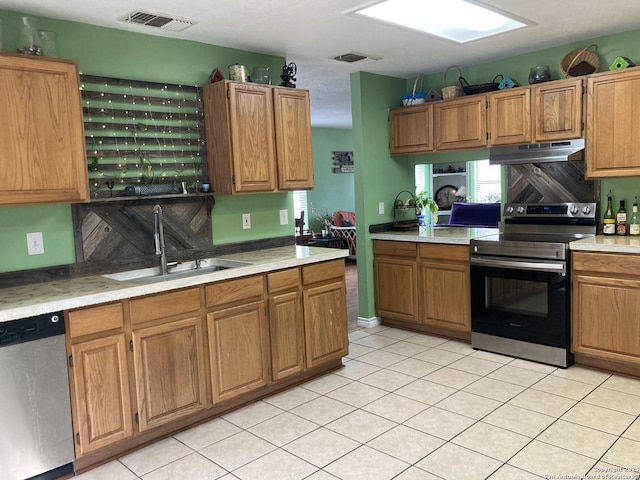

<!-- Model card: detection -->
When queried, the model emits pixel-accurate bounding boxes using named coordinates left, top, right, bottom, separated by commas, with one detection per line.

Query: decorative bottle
left=630, top=197, right=640, bottom=236
left=616, top=200, right=627, bottom=235
left=603, top=191, right=615, bottom=235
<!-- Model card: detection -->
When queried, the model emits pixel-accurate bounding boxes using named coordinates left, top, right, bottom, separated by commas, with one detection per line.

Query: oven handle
left=471, top=256, right=566, bottom=275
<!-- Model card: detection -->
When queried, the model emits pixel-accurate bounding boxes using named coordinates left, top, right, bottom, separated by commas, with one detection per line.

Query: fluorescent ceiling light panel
left=354, top=0, right=528, bottom=43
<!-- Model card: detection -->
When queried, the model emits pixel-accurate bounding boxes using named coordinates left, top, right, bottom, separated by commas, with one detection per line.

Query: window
left=293, top=190, right=307, bottom=221
left=473, top=160, right=501, bottom=203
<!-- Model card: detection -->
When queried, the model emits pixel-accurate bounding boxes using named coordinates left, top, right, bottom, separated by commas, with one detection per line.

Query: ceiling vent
left=333, top=53, right=380, bottom=64
left=119, top=10, right=195, bottom=32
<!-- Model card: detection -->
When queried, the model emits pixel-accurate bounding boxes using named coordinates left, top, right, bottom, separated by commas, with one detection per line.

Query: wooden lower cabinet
left=131, top=316, right=208, bottom=431
left=207, top=301, right=270, bottom=402
left=373, top=240, right=471, bottom=340
left=373, top=241, right=419, bottom=323
left=66, top=259, right=348, bottom=469
left=66, top=303, right=133, bottom=456
left=572, top=251, right=640, bottom=371
left=268, top=269, right=305, bottom=380
left=419, top=243, right=471, bottom=335
left=302, top=260, right=349, bottom=368
left=68, top=334, right=133, bottom=455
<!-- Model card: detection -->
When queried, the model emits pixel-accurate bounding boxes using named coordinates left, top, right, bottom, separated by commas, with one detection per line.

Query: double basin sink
left=102, top=258, right=253, bottom=285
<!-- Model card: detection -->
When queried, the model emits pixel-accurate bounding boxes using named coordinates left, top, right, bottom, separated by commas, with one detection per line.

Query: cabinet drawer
left=206, top=275, right=264, bottom=308
left=130, top=287, right=201, bottom=326
left=419, top=243, right=469, bottom=262
left=68, top=302, right=124, bottom=339
left=373, top=240, right=417, bottom=257
left=267, top=268, right=300, bottom=293
left=302, top=259, right=345, bottom=285
left=572, top=251, right=640, bottom=275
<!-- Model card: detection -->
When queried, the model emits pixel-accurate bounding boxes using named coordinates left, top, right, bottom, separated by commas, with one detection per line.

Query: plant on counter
left=416, top=190, right=439, bottom=224
left=311, top=204, right=334, bottom=230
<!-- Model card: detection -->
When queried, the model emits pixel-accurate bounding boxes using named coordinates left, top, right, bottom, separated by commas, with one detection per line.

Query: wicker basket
left=442, top=66, right=463, bottom=99
left=459, top=75, right=503, bottom=95
left=560, top=44, right=600, bottom=78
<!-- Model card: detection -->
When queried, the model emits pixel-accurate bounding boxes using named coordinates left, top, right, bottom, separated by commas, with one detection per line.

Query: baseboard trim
left=357, top=316, right=381, bottom=328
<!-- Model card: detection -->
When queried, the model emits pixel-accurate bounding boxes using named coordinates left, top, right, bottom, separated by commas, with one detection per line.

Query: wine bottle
left=616, top=200, right=627, bottom=235
left=603, top=191, right=615, bottom=235
left=630, top=197, right=640, bottom=236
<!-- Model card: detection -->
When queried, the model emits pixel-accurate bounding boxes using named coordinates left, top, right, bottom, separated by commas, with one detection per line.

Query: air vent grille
left=119, top=10, right=195, bottom=32
left=334, top=53, right=368, bottom=63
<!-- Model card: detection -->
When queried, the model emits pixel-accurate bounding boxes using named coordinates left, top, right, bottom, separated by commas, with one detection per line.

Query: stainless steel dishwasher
left=0, top=311, right=75, bottom=480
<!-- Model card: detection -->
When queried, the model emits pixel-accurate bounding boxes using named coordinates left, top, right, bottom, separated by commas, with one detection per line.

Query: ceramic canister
left=229, top=64, right=249, bottom=82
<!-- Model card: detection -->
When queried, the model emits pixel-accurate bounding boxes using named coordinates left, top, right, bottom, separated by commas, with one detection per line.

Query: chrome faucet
left=153, top=205, right=171, bottom=275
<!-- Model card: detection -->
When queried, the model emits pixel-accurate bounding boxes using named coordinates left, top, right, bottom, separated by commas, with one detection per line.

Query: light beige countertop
left=570, top=235, right=640, bottom=254
left=370, top=226, right=498, bottom=244
left=0, top=246, right=348, bottom=323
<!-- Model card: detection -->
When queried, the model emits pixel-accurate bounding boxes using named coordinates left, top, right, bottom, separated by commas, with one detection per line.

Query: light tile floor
left=75, top=326, right=640, bottom=480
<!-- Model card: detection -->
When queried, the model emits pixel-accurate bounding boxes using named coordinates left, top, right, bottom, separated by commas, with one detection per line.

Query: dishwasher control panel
left=0, top=312, right=64, bottom=347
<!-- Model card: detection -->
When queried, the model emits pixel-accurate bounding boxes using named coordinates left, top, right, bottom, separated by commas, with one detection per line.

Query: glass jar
left=18, top=16, right=42, bottom=55
left=38, top=30, right=58, bottom=57
left=252, top=66, right=271, bottom=85
left=528, top=65, right=551, bottom=84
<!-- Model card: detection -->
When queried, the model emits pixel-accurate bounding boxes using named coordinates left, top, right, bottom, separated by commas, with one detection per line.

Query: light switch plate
left=379, top=202, right=385, bottom=214
left=26, top=232, right=45, bottom=255
left=279, top=209, right=289, bottom=225
left=242, top=213, right=251, bottom=229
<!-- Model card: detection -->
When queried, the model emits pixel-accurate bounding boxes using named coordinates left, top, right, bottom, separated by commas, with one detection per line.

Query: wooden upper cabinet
left=488, top=88, right=532, bottom=146
left=202, top=80, right=313, bottom=194
left=389, top=104, right=434, bottom=155
left=434, top=95, right=488, bottom=151
left=273, top=88, right=314, bottom=190
left=533, top=78, right=583, bottom=141
left=586, top=68, right=640, bottom=178
left=0, top=52, right=89, bottom=206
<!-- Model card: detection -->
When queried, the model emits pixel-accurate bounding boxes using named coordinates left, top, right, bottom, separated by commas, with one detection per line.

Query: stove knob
left=570, top=205, right=579, bottom=215
left=506, top=206, right=514, bottom=214
left=517, top=206, right=525, bottom=214
left=582, top=205, right=592, bottom=215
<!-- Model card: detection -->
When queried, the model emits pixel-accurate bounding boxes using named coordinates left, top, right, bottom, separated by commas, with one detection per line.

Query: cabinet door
left=534, top=78, right=583, bottom=141
left=69, top=334, right=133, bottom=455
left=435, top=95, right=487, bottom=150
left=269, top=290, right=305, bottom=380
left=207, top=301, right=270, bottom=402
left=0, top=53, right=89, bottom=205
left=572, top=273, right=640, bottom=363
left=228, top=82, right=277, bottom=192
left=586, top=69, right=640, bottom=178
left=389, top=104, right=434, bottom=155
left=488, top=88, right=532, bottom=146
left=303, top=280, right=348, bottom=368
left=273, top=88, right=314, bottom=190
left=374, top=256, right=419, bottom=323
left=420, top=259, right=471, bottom=332
left=132, top=316, right=207, bottom=431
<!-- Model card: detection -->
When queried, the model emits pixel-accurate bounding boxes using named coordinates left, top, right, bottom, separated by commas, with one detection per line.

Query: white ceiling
left=6, top=0, right=640, bottom=128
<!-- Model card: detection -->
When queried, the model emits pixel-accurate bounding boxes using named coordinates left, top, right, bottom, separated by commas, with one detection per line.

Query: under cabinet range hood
left=489, top=139, right=584, bottom=165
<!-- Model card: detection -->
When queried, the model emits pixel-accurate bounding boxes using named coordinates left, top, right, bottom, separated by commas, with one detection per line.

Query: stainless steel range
left=469, top=202, right=597, bottom=367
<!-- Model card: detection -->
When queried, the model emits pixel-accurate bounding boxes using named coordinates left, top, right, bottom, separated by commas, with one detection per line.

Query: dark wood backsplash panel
left=507, top=160, right=599, bottom=203
left=72, top=197, right=214, bottom=272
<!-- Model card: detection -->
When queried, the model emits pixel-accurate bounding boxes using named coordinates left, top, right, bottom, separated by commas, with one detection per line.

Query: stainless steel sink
left=102, top=258, right=253, bottom=284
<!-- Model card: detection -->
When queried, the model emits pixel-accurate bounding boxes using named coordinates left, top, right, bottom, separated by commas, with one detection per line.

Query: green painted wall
left=307, top=127, right=354, bottom=233
left=0, top=9, right=292, bottom=272
left=351, top=71, right=414, bottom=320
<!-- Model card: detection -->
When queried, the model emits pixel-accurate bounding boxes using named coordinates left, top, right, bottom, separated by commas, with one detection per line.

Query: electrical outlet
left=279, top=209, right=289, bottom=225
left=378, top=202, right=385, bottom=214
left=242, top=213, right=251, bottom=229
left=26, top=232, right=45, bottom=255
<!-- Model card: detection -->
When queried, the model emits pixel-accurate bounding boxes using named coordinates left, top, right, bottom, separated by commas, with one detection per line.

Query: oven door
left=470, top=255, right=568, bottom=348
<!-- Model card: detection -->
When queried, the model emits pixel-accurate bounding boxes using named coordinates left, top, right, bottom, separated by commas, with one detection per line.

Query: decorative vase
left=528, top=65, right=551, bottom=84
left=17, top=16, right=42, bottom=55
left=38, top=30, right=58, bottom=57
